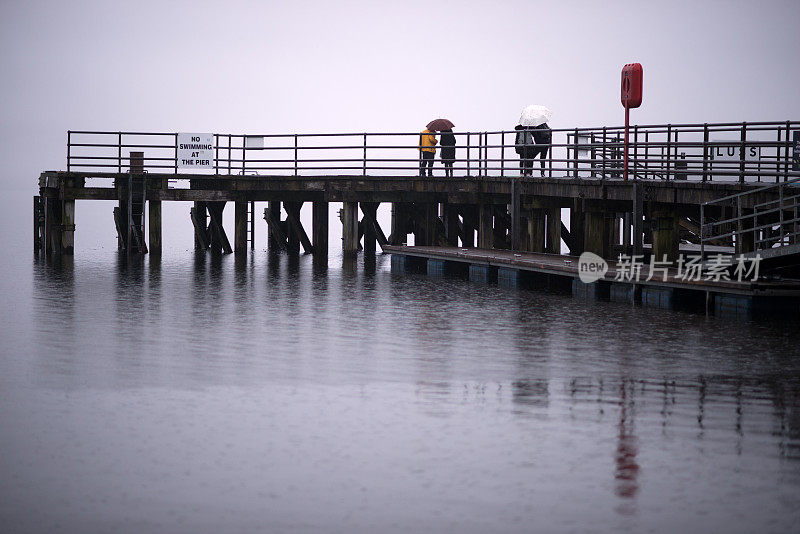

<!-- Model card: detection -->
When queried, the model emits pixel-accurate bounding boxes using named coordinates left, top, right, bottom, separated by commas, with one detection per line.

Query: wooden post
left=44, top=196, right=59, bottom=255
left=342, top=201, right=359, bottom=254
left=312, top=201, right=329, bottom=258
left=285, top=201, right=301, bottom=254
left=389, top=202, right=405, bottom=245
left=149, top=200, right=162, bottom=255
left=510, top=179, right=520, bottom=250
left=584, top=207, right=608, bottom=258
left=545, top=207, right=561, bottom=254
left=193, top=201, right=207, bottom=250
left=651, top=205, right=679, bottom=263
left=461, top=205, right=476, bottom=247
left=632, top=182, right=644, bottom=256
left=528, top=208, right=545, bottom=252
left=478, top=202, right=494, bottom=249
left=60, top=199, right=75, bottom=255
left=234, top=199, right=248, bottom=255
left=569, top=202, right=586, bottom=255
left=266, top=201, right=286, bottom=252
left=445, top=204, right=460, bottom=246
left=425, top=203, right=438, bottom=246
left=361, top=202, right=377, bottom=254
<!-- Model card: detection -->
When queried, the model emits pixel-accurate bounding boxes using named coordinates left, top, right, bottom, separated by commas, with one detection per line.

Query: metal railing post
left=784, top=120, right=791, bottom=183
left=174, top=133, right=179, bottom=174
left=739, top=122, right=747, bottom=184
left=501, top=131, right=505, bottom=178
left=573, top=128, right=578, bottom=178
left=779, top=182, right=785, bottom=245
left=228, top=134, right=232, bottom=175
left=702, top=123, right=709, bottom=182
left=118, top=132, right=122, bottom=174
left=67, top=130, right=71, bottom=172
left=601, top=127, right=607, bottom=179
left=633, top=126, right=638, bottom=180
left=294, top=134, right=298, bottom=176
left=467, top=132, right=471, bottom=176
left=700, top=203, right=705, bottom=259
left=242, top=135, right=246, bottom=175
left=363, top=133, right=367, bottom=176
left=666, top=124, right=672, bottom=181
left=214, top=134, right=219, bottom=175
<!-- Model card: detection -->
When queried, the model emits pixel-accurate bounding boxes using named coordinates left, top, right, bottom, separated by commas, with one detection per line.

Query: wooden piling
left=545, top=207, right=561, bottom=254
left=585, top=208, right=608, bottom=258
left=149, top=200, right=162, bottom=255
left=234, top=199, right=248, bottom=255
left=478, top=203, right=494, bottom=249
left=389, top=202, right=406, bottom=246
left=528, top=209, right=545, bottom=252
left=361, top=202, right=377, bottom=254
left=312, top=201, right=329, bottom=258
left=461, top=206, right=476, bottom=247
left=193, top=201, right=207, bottom=250
left=284, top=201, right=301, bottom=254
left=569, top=204, right=586, bottom=255
left=342, top=201, right=359, bottom=254
left=652, top=205, right=679, bottom=263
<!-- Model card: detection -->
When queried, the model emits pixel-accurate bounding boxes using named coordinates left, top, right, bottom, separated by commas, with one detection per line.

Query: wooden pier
left=33, top=123, right=800, bottom=316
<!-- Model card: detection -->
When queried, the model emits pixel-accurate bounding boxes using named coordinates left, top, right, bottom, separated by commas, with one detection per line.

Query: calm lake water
left=1, top=192, right=799, bottom=533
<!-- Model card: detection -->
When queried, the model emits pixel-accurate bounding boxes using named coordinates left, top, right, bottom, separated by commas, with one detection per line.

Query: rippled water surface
left=1, top=198, right=800, bottom=534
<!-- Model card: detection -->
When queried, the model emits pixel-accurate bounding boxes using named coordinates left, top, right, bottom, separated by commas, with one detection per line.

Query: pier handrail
left=700, top=175, right=800, bottom=259
left=66, top=121, right=799, bottom=184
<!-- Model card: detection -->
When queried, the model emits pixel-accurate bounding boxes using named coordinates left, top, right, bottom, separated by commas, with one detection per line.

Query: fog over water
left=2, top=1, right=800, bottom=532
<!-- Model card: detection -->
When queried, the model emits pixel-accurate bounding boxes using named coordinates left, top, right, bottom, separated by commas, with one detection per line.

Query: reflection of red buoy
left=614, top=382, right=640, bottom=500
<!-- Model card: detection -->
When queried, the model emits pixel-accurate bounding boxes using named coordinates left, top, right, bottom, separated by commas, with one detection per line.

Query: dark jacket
left=531, top=123, right=552, bottom=145
left=440, top=130, right=456, bottom=162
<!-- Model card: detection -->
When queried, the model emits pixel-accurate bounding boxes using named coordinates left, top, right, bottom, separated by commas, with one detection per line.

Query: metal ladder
left=126, top=172, right=148, bottom=254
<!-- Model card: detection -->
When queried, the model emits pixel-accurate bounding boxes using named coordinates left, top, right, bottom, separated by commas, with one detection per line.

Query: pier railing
left=66, top=121, right=799, bottom=183
left=701, top=175, right=800, bottom=259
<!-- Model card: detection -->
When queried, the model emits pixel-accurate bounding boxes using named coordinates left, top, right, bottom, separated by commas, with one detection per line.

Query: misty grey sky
left=1, top=0, right=798, bottom=190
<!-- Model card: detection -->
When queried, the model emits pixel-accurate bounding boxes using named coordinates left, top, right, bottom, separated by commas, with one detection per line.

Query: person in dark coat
left=440, top=129, right=456, bottom=177
left=515, top=124, right=534, bottom=176
left=529, top=123, right=552, bottom=177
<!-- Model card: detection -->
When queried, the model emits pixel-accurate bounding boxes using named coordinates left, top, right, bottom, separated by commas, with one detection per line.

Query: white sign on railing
left=708, top=142, right=761, bottom=161
left=177, top=133, right=213, bottom=169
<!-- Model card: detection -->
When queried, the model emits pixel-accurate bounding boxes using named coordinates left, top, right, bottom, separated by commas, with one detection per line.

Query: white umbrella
left=519, top=104, right=552, bottom=127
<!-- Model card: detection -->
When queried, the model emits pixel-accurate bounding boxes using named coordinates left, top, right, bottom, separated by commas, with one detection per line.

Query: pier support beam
left=569, top=204, right=586, bottom=255
left=478, top=203, right=494, bottom=249
left=61, top=199, right=75, bottom=255
left=545, top=207, right=561, bottom=254
left=285, top=202, right=313, bottom=254
left=461, top=206, right=476, bottom=247
left=266, top=201, right=287, bottom=252
left=444, top=204, right=460, bottom=247
left=285, top=202, right=301, bottom=254
left=361, top=202, right=377, bottom=254
left=527, top=209, right=545, bottom=253
left=234, top=199, right=248, bottom=255
left=342, top=201, right=359, bottom=254
left=584, top=208, right=608, bottom=258
left=207, top=202, right=232, bottom=254
left=313, top=201, right=329, bottom=258
left=193, top=201, right=208, bottom=250
left=389, top=202, right=407, bottom=245
left=652, top=206, right=679, bottom=263
left=149, top=200, right=162, bottom=255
